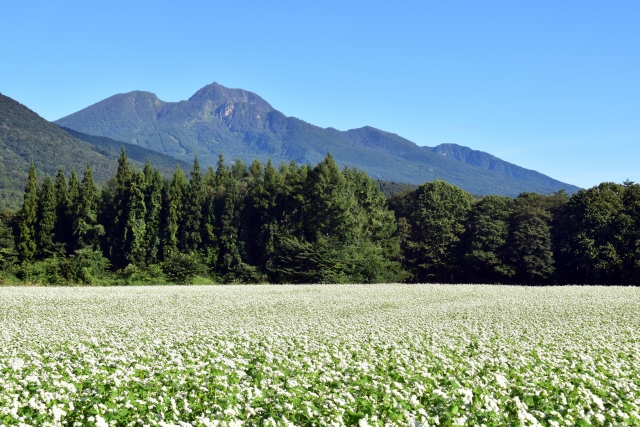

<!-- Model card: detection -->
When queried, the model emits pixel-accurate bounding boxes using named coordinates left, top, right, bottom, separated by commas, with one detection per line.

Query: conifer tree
left=107, top=148, right=134, bottom=267
left=180, top=157, right=205, bottom=252
left=217, top=172, right=243, bottom=276
left=347, top=168, right=398, bottom=245
left=277, top=160, right=308, bottom=237
left=0, top=211, right=18, bottom=270
left=68, top=168, right=80, bottom=208
left=231, top=158, right=248, bottom=181
left=208, top=154, right=252, bottom=278
left=65, top=168, right=80, bottom=254
left=142, top=161, right=164, bottom=264
left=162, top=165, right=187, bottom=259
left=124, top=171, right=147, bottom=266
left=53, top=168, right=70, bottom=253
left=74, top=163, right=100, bottom=249
left=18, top=162, right=38, bottom=262
left=215, top=153, right=227, bottom=186
left=201, top=166, right=218, bottom=266
left=342, top=168, right=403, bottom=282
left=245, top=159, right=281, bottom=266
left=304, top=154, right=358, bottom=244
left=36, top=175, right=57, bottom=258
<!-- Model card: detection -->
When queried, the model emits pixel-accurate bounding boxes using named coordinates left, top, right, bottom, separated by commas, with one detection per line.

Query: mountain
left=0, top=93, right=191, bottom=210
left=59, top=127, right=191, bottom=174
left=55, top=82, right=580, bottom=196
left=426, top=143, right=571, bottom=190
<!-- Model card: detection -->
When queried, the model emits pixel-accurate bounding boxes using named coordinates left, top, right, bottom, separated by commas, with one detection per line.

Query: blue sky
left=2, top=0, right=638, bottom=188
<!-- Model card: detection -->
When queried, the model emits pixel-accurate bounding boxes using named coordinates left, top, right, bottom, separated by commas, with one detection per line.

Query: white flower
left=95, top=415, right=109, bottom=427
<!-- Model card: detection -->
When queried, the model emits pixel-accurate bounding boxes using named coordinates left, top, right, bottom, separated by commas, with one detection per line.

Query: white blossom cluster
left=0, top=285, right=639, bottom=427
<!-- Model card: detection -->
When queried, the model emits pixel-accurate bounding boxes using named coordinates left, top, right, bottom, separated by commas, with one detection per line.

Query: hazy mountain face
left=55, top=83, right=580, bottom=196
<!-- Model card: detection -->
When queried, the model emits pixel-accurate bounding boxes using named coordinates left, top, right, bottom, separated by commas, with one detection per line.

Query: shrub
left=17, top=258, right=64, bottom=285
left=161, top=253, right=203, bottom=285
left=117, top=264, right=166, bottom=285
left=65, top=248, right=111, bottom=285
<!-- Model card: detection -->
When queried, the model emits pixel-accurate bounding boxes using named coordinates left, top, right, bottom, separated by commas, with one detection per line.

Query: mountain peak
left=54, top=83, right=581, bottom=196
left=188, top=82, right=274, bottom=111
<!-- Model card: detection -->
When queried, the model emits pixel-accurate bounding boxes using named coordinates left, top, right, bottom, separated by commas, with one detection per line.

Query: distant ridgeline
left=54, top=82, right=581, bottom=197
left=1, top=150, right=639, bottom=286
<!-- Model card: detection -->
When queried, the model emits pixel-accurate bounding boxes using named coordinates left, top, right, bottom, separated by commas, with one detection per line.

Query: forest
left=0, top=149, right=639, bottom=286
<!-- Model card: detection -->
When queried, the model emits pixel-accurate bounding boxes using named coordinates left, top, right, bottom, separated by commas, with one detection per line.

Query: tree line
left=0, top=149, right=639, bottom=285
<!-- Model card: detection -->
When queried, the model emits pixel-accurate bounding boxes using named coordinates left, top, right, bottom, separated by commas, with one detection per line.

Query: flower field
left=1, top=285, right=639, bottom=427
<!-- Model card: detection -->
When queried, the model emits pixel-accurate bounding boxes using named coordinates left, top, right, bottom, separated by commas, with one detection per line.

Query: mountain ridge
left=55, top=82, right=580, bottom=196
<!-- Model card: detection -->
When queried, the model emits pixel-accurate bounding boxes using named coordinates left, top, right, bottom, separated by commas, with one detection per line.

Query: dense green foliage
left=1, top=150, right=639, bottom=285
left=2, top=151, right=405, bottom=284
left=389, top=181, right=640, bottom=285
left=376, top=180, right=418, bottom=198
left=54, top=83, right=580, bottom=196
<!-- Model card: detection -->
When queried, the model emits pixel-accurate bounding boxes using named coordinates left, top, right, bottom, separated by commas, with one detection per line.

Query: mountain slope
left=0, top=93, right=191, bottom=210
left=59, top=127, right=191, bottom=174
left=55, top=82, right=580, bottom=196
left=0, top=93, right=125, bottom=209
left=427, top=143, right=564, bottom=187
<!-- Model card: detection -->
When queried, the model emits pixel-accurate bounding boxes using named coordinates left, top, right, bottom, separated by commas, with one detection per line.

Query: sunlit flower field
left=1, top=285, right=639, bottom=427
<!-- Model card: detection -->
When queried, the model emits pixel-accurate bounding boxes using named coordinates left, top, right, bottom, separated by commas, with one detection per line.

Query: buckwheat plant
left=0, top=285, right=638, bottom=426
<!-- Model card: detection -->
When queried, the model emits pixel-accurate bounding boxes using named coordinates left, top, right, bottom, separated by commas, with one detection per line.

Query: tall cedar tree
left=201, top=166, right=218, bottom=267
left=124, top=171, right=147, bottom=266
left=277, top=160, right=308, bottom=238
left=342, top=167, right=403, bottom=283
left=74, top=163, right=101, bottom=250
left=0, top=211, right=18, bottom=270
left=17, top=162, right=38, bottom=262
left=180, top=157, right=205, bottom=252
left=268, top=161, right=309, bottom=282
left=162, top=165, right=187, bottom=259
left=142, top=161, right=164, bottom=264
left=66, top=169, right=80, bottom=254
left=304, top=154, right=358, bottom=244
left=53, top=168, right=70, bottom=254
left=244, top=159, right=280, bottom=267
left=107, top=148, right=135, bottom=268
left=215, top=157, right=246, bottom=277
left=36, top=175, right=57, bottom=258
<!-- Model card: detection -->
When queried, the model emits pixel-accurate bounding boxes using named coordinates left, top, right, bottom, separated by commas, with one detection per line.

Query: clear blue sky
left=2, top=0, right=638, bottom=188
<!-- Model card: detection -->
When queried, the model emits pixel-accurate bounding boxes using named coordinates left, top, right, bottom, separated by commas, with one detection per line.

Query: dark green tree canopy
left=5, top=153, right=640, bottom=286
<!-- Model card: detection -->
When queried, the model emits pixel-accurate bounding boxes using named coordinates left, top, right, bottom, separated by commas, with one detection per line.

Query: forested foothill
left=1, top=149, right=638, bottom=286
